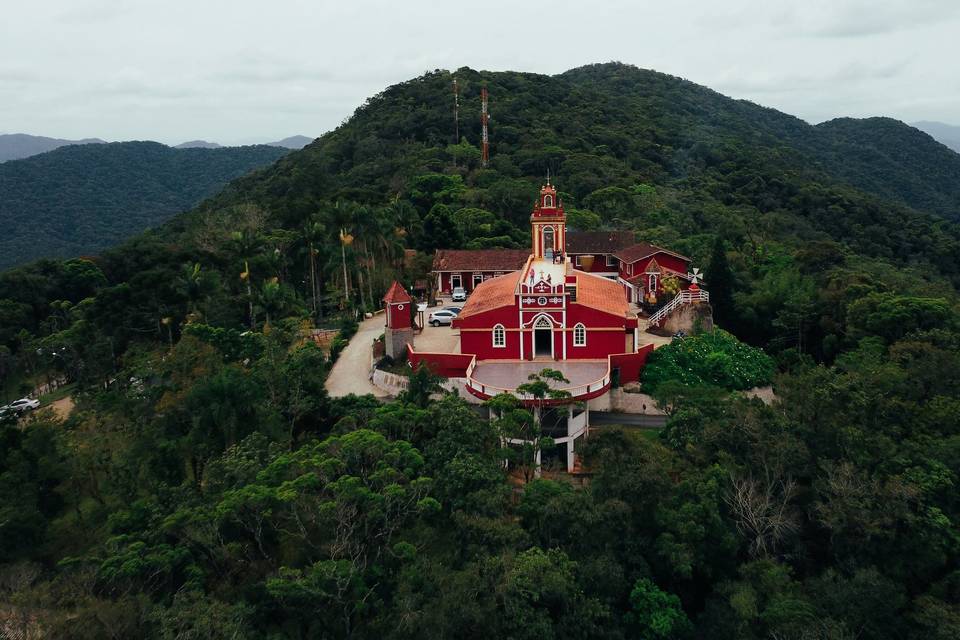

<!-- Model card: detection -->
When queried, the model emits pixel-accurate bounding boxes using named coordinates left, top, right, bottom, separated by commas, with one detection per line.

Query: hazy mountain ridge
left=174, top=139, right=223, bottom=149
left=911, top=120, right=960, bottom=153
left=0, top=141, right=290, bottom=268
left=174, top=137, right=313, bottom=149
left=0, top=133, right=106, bottom=162
left=1, top=133, right=313, bottom=161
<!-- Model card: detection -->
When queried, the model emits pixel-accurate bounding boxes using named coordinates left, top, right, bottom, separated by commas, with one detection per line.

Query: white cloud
left=1, top=0, right=957, bottom=144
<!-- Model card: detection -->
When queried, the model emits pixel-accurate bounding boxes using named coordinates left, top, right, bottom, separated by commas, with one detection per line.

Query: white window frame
left=574, top=255, right=582, bottom=266
left=492, top=324, right=506, bottom=348
left=472, top=272, right=483, bottom=289
left=544, top=194, right=554, bottom=207
left=627, top=263, right=633, bottom=275
left=605, top=254, right=616, bottom=267
left=648, top=273, right=658, bottom=291
left=573, top=323, right=586, bottom=347
left=451, top=274, right=462, bottom=289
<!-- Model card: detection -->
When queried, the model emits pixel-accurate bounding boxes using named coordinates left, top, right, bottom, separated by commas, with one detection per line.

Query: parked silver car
left=0, top=397, right=40, bottom=416
left=451, top=286, right=467, bottom=302
left=428, top=309, right=458, bottom=326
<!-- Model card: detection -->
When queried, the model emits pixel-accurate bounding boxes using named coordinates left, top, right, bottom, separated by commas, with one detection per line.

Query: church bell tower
left=531, top=180, right=565, bottom=260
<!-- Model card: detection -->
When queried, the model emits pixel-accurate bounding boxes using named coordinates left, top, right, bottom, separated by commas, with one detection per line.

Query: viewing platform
left=464, top=359, right=612, bottom=403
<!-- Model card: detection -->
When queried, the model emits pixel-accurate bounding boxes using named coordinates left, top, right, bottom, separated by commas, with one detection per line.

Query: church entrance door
left=533, top=316, right=553, bottom=358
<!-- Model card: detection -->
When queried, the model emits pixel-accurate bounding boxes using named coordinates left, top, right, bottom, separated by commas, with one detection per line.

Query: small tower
left=383, top=281, right=414, bottom=360
left=531, top=181, right=566, bottom=261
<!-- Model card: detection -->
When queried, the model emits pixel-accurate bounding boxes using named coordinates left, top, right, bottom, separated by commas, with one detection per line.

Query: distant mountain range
left=0, top=141, right=291, bottom=269
left=911, top=121, right=960, bottom=154
left=0, top=133, right=106, bottom=162
left=174, top=140, right=223, bottom=149
left=1, top=133, right=314, bottom=161
left=174, top=135, right=313, bottom=150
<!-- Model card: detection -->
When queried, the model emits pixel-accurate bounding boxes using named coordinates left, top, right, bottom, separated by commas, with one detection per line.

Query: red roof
left=432, top=249, right=530, bottom=273
left=613, top=243, right=689, bottom=265
left=383, top=281, right=412, bottom=304
left=566, top=231, right=635, bottom=254
left=574, top=271, right=629, bottom=317
left=455, top=269, right=525, bottom=320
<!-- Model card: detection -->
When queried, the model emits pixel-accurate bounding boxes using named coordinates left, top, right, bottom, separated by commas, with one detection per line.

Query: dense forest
left=1, top=63, right=959, bottom=638
left=0, top=141, right=290, bottom=269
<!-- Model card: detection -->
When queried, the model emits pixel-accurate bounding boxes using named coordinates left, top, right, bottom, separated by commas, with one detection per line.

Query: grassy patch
left=638, top=427, right=662, bottom=441
left=40, top=383, right=76, bottom=407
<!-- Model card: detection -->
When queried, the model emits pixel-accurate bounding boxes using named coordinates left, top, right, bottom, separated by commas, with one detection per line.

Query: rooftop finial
left=546, top=167, right=551, bottom=186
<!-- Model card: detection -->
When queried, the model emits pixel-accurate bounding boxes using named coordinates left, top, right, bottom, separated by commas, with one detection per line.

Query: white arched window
left=573, top=323, right=586, bottom=347
left=534, top=314, right=553, bottom=328
left=544, top=194, right=554, bottom=207
left=542, top=226, right=554, bottom=254
left=492, top=324, right=506, bottom=348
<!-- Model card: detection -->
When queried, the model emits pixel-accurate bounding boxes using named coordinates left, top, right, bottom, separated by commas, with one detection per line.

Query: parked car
left=428, top=309, right=459, bottom=327
left=442, top=306, right=462, bottom=315
left=1, top=397, right=40, bottom=415
left=451, top=287, right=467, bottom=302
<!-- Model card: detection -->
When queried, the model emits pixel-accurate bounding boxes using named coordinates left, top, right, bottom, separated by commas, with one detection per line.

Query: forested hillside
left=0, top=141, right=290, bottom=268
left=1, top=63, right=960, bottom=639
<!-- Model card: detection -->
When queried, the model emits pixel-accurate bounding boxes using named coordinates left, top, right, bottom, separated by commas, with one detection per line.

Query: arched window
left=573, top=323, right=586, bottom=347
left=544, top=194, right=554, bottom=207
left=542, top=226, right=554, bottom=255
left=492, top=324, right=506, bottom=348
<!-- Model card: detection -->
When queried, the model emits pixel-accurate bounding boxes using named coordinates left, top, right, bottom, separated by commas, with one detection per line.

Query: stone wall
left=384, top=327, right=414, bottom=360
left=662, top=302, right=714, bottom=334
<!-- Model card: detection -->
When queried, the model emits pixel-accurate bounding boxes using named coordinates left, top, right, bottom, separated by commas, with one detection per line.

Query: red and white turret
left=531, top=180, right=566, bottom=261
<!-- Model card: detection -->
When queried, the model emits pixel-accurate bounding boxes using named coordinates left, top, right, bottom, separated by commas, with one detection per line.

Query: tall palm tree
left=230, top=229, right=263, bottom=329
left=303, top=217, right=326, bottom=320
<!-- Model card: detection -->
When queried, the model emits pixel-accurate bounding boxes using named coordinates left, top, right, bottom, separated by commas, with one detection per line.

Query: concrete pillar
left=566, top=439, right=575, bottom=472
left=534, top=447, right=542, bottom=479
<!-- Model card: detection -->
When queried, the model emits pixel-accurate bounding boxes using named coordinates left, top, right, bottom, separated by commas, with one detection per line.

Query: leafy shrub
left=642, top=329, right=775, bottom=392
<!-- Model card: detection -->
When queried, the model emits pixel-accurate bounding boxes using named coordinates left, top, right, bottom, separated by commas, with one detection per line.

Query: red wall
left=407, top=346, right=474, bottom=378
left=619, top=252, right=689, bottom=280
left=457, top=303, right=520, bottom=359
left=610, top=344, right=654, bottom=384
left=456, top=298, right=634, bottom=362
left=386, top=301, right=412, bottom=329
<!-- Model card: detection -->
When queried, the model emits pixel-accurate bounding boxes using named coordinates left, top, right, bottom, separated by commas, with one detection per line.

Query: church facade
left=451, top=182, right=643, bottom=366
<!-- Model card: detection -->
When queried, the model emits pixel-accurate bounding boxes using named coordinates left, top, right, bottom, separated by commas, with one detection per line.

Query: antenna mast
left=452, top=77, right=459, bottom=143
left=480, top=86, right=489, bottom=167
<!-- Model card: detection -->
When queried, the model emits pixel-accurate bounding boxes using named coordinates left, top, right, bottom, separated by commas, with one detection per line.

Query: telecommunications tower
left=453, top=77, right=459, bottom=143
left=481, top=86, right=489, bottom=167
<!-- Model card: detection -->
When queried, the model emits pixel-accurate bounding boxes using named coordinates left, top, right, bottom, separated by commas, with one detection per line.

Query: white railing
left=465, top=366, right=610, bottom=401
left=647, top=288, right=709, bottom=326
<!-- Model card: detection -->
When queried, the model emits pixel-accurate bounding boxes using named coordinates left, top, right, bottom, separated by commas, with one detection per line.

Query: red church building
left=410, top=181, right=657, bottom=409
left=403, top=181, right=709, bottom=474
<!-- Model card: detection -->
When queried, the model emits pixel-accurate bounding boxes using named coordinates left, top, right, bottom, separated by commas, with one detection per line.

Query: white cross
left=687, top=267, right=704, bottom=285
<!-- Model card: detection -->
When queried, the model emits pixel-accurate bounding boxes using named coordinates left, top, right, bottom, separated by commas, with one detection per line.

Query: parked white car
left=451, top=286, right=467, bottom=302
left=428, top=309, right=458, bottom=327
left=1, top=397, right=40, bottom=415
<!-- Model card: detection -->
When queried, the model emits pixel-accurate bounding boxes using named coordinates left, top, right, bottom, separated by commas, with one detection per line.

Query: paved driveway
left=324, top=314, right=390, bottom=398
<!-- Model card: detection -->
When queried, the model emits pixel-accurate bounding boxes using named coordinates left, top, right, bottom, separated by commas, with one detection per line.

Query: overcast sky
left=1, top=0, right=957, bottom=145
